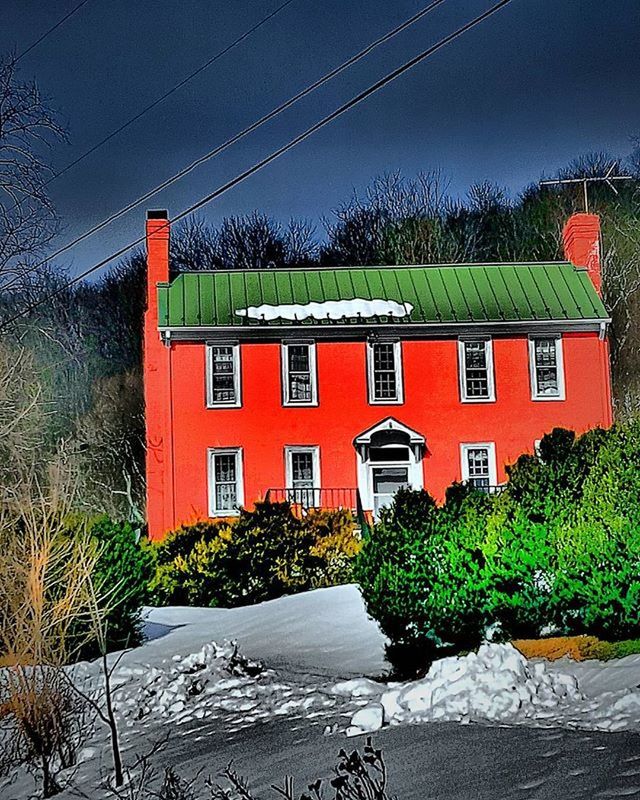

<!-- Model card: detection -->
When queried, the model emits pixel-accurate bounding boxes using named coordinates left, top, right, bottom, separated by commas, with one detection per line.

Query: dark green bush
left=357, top=421, right=640, bottom=672
left=356, top=488, right=487, bottom=674
left=88, top=516, right=153, bottom=651
left=149, top=502, right=360, bottom=608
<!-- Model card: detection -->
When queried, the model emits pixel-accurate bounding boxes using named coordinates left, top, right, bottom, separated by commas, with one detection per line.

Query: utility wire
left=14, top=0, right=93, bottom=63
left=2, top=0, right=514, bottom=332
left=19, top=0, right=299, bottom=193
left=1, top=0, right=448, bottom=293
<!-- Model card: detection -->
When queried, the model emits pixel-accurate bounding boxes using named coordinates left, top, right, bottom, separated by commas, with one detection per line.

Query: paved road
left=152, top=713, right=640, bottom=800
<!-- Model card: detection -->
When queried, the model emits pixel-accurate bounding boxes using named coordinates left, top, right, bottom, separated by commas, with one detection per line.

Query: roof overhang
left=158, top=317, right=611, bottom=343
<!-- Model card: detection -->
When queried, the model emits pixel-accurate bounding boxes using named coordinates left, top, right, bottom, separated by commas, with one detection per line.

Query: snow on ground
left=5, top=585, right=640, bottom=798
left=139, top=586, right=640, bottom=739
left=141, top=584, right=388, bottom=677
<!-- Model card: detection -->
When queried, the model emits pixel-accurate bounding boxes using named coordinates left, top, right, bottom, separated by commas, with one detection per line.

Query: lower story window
left=460, top=442, right=497, bottom=492
left=208, top=448, right=243, bottom=516
left=285, top=446, right=320, bottom=507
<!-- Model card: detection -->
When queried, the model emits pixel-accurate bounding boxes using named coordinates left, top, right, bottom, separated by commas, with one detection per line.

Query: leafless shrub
left=0, top=665, right=88, bottom=797
left=0, top=474, right=109, bottom=796
left=208, top=738, right=394, bottom=800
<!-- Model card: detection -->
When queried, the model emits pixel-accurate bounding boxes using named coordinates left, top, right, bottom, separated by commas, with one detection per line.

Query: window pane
left=289, top=373, right=311, bottom=402
left=291, top=452, right=314, bottom=486
left=372, top=343, right=398, bottom=401
left=464, top=341, right=489, bottom=398
left=214, top=453, right=237, bottom=510
left=466, top=447, right=490, bottom=490
left=288, top=345, right=309, bottom=372
left=211, top=346, right=236, bottom=404
left=534, top=339, right=559, bottom=395
left=286, top=345, right=313, bottom=403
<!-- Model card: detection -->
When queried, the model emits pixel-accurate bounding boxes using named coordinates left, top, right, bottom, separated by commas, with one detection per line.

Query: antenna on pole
left=539, top=161, right=633, bottom=212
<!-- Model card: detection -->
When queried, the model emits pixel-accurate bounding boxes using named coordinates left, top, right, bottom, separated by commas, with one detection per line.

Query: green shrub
left=357, top=421, right=640, bottom=673
left=356, top=488, right=487, bottom=674
left=64, top=514, right=153, bottom=658
left=89, top=516, right=153, bottom=651
left=482, top=514, right=554, bottom=640
left=149, top=502, right=360, bottom=608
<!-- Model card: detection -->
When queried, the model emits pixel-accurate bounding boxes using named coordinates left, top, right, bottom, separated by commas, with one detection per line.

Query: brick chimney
left=562, top=213, right=602, bottom=295
left=146, top=209, right=169, bottom=303
left=144, top=210, right=174, bottom=540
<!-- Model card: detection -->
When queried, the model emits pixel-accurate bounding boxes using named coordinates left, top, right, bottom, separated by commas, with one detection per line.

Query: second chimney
left=562, top=213, right=602, bottom=295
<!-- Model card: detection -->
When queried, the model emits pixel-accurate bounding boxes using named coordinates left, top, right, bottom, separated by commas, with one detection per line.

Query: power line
left=2, top=0, right=514, bottom=332
left=3, top=0, right=299, bottom=229
left=1, top=0, right=449, bottom=293
left=20, top=0, right=299, bottom=193
left=14, top=0, right=93, bottom=63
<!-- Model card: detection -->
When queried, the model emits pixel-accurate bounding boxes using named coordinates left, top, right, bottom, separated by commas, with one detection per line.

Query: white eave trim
left=159, top=317, right=611, bottom=342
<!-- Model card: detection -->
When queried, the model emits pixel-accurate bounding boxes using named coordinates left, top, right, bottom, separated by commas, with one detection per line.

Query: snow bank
left=111, top=639, right=353, bottom=730
left=113, top=641, right=263, bottom=722
left=344, top=644, right=582, bottom=736
left=235, top=299, right=413, bottom=322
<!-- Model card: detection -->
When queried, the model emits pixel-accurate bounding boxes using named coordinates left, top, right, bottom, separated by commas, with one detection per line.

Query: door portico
left=354, top=417, right=426, bottom=517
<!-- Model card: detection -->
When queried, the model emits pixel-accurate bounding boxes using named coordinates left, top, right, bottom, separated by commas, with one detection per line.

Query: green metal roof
left=157, top=262, right=609, bottom=331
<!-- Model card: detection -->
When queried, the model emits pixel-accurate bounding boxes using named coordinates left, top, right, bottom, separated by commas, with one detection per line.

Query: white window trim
left=207, top=447, right=244, bottom=517
left=458, top=338, right=496, bottom=403
left=460, top=442, right=498, bottom=486
left=366, top=340, right=404, bottom=405
left=284, top=445, right=321, bottom=488
left=528, top=336, right=565, bottom=401
left=281, top=341, right=318, bottom=407
left=206, top=342, right=241, bottom=408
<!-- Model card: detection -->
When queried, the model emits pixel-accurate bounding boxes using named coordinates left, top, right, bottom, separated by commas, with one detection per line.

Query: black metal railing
left=464, top=482, right=507, bottom=496
left=265, top=487, right=359, bottom=511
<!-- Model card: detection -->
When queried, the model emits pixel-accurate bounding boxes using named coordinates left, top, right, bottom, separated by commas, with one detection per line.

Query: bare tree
left=0, top=474, right=105, bottom=796
left=0, top=54, right=66, bottom=292
left=174, top=213, right=318, bottom=271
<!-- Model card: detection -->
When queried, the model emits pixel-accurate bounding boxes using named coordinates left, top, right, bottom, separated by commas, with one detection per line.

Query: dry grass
left=513, top=635, right=640, bottom=662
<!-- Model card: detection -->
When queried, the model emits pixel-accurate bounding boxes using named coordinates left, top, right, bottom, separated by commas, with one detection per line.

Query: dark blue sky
left=3, top=0, right=640, bottom=274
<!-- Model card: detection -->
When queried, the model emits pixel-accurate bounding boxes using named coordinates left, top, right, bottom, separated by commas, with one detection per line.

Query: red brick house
left=144, top=211, right=612, bottom=540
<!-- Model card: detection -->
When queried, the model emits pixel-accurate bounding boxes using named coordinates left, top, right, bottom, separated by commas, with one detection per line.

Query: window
left=460, top=443, right=497, bottom=492
left=285, top=446, right=320, bottom=507
left=529, top=337, right=565, bottom=400
left=367, top=341, right=403, bottom=404
left=282, top=342, right=317, bottom=406
left=208, top=448, right=243, bottom=516
left=206, top=344, right=241, bottom=407
left=458, top=339, right=495, bottom=401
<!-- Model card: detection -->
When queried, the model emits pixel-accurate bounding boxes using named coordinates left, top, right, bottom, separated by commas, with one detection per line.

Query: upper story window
left=529, top=337, right=565, bottom=400
left=282, top=342, right=318, bottom=406
left=208, top=447, right=243, bottom=516
left=460, top=442, right=497, bottom=491
left=206, top=343, right=241, bottom=408
left=458, top=339, right=495, bottom=402
left=367, top=341, right=403, bottom=404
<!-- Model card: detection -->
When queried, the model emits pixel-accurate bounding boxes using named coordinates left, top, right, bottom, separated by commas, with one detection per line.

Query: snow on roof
left=235, top=299, right=413, bottom=322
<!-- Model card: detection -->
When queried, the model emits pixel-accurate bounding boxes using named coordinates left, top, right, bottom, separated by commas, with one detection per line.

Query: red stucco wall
left=147, top=332, right=612, bottom=538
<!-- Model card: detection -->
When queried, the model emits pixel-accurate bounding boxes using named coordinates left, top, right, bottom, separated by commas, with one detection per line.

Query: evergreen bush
left=357, top=421, right=640, bottom=672
left=149, top=502, right=360, bottom=608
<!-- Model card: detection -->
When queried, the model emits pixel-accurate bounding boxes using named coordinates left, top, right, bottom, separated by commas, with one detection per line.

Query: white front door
left=371, top=465, right=410, bottom=517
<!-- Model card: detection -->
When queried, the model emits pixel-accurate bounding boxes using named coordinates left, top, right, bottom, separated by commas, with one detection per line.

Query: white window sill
left=460, top=396, right=496, bottom=404
left=209, top=509, right=241, bottom=518
left=531, top=394, right=565, bottom=402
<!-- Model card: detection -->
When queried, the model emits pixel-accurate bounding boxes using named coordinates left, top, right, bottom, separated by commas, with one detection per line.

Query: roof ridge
left=172, top=260, right=573, bottom=275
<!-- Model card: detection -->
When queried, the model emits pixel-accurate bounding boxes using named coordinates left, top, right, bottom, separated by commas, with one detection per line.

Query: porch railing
left=264, top=487, right=359, bottom=511
left=466, top=482, right=507, bottom=496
